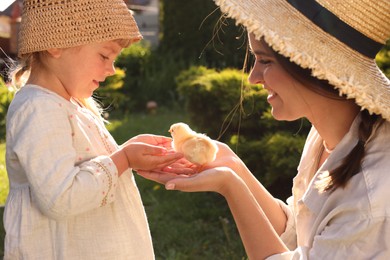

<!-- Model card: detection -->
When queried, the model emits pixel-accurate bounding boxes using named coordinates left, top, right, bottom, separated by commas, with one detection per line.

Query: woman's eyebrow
left=250, top=49, right=272, bottom=57
left=251, top=49, right=271, bottom=57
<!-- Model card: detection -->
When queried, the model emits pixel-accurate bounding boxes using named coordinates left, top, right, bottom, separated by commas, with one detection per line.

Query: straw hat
left=214, top=0, right=390, bottom=120
left=18, top=0, right=142, bottom=56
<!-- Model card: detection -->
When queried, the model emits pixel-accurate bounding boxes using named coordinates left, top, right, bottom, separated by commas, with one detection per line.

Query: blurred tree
left=376, top=41, right=390, bottom=78
left=159, top=0, right=247, bottom=69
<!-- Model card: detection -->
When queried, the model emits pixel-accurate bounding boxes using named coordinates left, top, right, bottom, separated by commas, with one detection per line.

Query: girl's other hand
left=121, top=142, right=182, bottom=171
left=127, top=134, right=173, bottom=150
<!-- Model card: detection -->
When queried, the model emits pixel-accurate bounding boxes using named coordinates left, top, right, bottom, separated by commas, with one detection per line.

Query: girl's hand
left=126, top=134, right=173, bottom=150
left=162, top=141, right=244, bottom=174
left=136, top=157, right=196, bottom=182
left=121, top=142, right=182, bottom=171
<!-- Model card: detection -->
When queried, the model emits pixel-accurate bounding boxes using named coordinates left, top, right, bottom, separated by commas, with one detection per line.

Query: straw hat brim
left=214, top=0, right=390, bottom=121
left=18, top=0, right=142, bottom=56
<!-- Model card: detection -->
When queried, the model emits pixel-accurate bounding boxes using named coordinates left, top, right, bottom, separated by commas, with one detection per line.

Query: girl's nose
left=106, top=63, right=116, bottom=77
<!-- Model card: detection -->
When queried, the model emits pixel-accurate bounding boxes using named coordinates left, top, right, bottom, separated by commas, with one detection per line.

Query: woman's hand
left=201, top=141, right=245, bottom=176
left=138, top=166, right=241, bottom=196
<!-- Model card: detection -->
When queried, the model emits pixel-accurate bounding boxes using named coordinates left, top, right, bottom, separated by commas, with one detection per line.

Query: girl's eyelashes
left=100, top=54, right=109, bottom=60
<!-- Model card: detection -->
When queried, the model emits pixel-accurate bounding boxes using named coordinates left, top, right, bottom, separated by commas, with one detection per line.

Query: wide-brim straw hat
left=18, top=0, right=142, bottom=56
left=214, top=0, right=390, bottom=121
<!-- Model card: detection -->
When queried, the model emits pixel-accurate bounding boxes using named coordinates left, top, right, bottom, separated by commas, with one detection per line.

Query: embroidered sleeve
left=88, top=157, right=119, bottom=207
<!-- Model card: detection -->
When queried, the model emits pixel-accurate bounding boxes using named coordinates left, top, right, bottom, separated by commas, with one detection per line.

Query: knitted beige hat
left=18, top=0, right=142, bottom=56
left=214, top=0, right=390, bottom=121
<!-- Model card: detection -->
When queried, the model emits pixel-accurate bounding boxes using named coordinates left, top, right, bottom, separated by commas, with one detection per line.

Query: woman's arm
left=162, top=166, right=289, bottom=259
left=203, top=142, right=288, bottom=235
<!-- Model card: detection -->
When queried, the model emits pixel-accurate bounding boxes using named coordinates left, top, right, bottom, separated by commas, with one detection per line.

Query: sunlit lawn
left=0, top=109, right=246, bottom=259
left=0, top=143, right=7, bottom=206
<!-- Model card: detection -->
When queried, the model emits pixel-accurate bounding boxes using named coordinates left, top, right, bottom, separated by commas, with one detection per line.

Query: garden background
left=1, top=0, right=389, bottom=258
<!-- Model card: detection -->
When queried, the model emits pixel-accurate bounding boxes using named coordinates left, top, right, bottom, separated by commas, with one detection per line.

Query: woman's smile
left=266, top=89, right=278, bottom=103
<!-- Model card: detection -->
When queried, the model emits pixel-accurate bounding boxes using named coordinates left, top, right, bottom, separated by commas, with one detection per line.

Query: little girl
left=3, top=0, right=182, bottom=259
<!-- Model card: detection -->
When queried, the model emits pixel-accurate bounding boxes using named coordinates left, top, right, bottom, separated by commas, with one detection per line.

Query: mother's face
left=248, top=33, right=321, bottom=121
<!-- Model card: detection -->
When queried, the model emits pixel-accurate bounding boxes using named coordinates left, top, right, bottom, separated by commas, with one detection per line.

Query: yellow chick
left=169, top=123, right=218, bottom=167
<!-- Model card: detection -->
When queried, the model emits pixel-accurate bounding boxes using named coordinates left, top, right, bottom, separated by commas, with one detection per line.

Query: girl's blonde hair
left=10, top=39, right=131, bottom=117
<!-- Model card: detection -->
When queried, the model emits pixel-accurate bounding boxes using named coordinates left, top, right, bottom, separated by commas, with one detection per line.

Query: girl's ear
left=46, top=48, right=63, bottom=58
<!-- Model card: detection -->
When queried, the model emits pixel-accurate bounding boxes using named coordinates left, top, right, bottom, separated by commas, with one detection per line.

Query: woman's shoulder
left=365, top=119, right=390, bottom=156
left=357, top=120, right=390, bottom=215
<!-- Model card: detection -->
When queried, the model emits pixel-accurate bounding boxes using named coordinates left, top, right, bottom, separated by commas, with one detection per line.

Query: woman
left=138, top=0, right=390, bottom=258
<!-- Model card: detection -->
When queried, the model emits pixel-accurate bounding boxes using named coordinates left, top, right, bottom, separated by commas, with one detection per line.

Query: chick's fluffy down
left=169, top=122, right=218, bottom=166
left=180, top=136, right=217, bottom=165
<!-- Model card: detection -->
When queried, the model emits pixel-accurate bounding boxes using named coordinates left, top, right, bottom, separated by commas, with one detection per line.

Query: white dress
left=4, top=85, right=154, bottom=259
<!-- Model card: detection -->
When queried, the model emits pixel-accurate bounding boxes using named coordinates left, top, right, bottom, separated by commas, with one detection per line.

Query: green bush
left=140, top=51, right=187, bottom=110
left=0, top=77, right=15, bottom=141
left=259, top=132, right=305, bottom=184
left=176, top=66, right=267, bottom=140
left=95, top=68, right=127, bottom=113
left=0, top=143, right=7, bottom=205
left=159, top=0, right=246, bottom=69
left=376, top=41, right=390, bottom=78
left=111, top=41, right=152, bottom=112
left=110, top=41, right=188, bottom=112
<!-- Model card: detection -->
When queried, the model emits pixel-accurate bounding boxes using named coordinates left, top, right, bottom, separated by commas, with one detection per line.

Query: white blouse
left=268, top=115, right=390, bottom=259
left=4, top=85, right=154, bottom=259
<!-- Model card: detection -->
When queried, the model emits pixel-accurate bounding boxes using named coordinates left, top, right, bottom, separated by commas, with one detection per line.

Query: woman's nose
left=248, top=64, right=264, bottom=85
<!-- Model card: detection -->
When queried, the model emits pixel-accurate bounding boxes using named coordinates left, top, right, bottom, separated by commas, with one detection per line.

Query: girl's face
left=248, top=33, right=318, bottom=121
left=50, top=41, right=122, bottom=100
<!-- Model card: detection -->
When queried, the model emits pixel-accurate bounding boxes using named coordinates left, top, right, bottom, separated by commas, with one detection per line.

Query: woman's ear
left=46, top=48, right=63, bottom=58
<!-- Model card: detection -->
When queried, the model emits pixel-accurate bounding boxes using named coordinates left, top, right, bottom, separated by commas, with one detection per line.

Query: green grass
left=0, top=109, right=247, bottom=259
left=0, top=143, right=7, bottom=206
left=1, top=143, right=6, bottom=257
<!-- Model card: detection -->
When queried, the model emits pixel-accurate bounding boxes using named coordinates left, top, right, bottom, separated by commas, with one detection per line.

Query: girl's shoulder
left=6, top=85, right=80, bottom=135
left=8, top=85, right=75, bottom=116
left=12, top=84, right=66, bottom=104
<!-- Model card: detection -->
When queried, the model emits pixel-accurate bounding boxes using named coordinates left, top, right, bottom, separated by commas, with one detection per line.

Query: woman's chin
left=271, top=109, right=299, bottom=122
